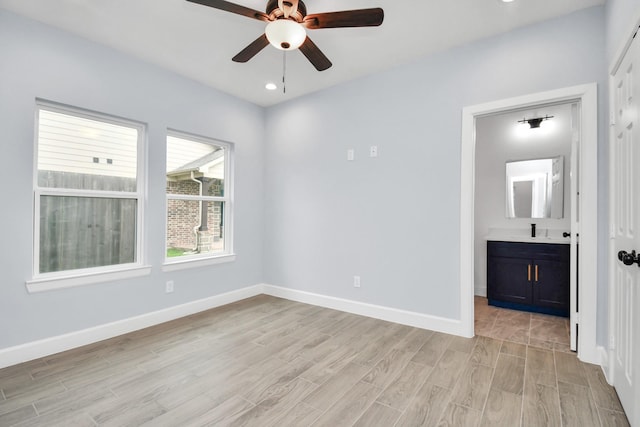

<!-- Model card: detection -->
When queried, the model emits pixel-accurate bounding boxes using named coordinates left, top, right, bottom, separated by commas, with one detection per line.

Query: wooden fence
left=38, top=171, right=136, bottom=273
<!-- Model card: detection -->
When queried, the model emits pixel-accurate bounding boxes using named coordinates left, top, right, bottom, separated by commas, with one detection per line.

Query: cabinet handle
left=535, top=265, right=539, bottom=282
left=528, top=265, right=531, bottom=281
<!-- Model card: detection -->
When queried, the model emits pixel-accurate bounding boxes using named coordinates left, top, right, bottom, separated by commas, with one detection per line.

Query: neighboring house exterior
left=166, top=149, right=225, bottom=253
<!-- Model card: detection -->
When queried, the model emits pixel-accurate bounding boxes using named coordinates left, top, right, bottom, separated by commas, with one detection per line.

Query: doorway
left=473, top=103, right=574, bottom=351
left=459, top=84, right=599, bottom=364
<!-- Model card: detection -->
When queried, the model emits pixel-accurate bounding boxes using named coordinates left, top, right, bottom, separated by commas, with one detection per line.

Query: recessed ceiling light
left=501, top=0, right=515, bottom=2
left=265, top=82, right=277, bottom=91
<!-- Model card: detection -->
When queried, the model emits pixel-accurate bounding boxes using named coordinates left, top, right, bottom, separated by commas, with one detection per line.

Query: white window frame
left=162, top=130, right=235, bottom=271
left=27, top=100, right=149, bottom=293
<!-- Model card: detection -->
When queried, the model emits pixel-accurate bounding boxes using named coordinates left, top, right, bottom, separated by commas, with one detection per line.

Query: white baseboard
left=0, top=283, right=473, bottom=369
left=598, top=345, right=613, bottom=385
left=474, top=287, right=487, bottom=298
left=263, top=284, right=464, bottom=336
left=0, top=284, right=263, bottom=369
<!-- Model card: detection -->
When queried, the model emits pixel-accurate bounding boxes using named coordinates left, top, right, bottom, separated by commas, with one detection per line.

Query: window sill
left=162, top=253, right=236, bottom=272
left=26, top=265, right=152, bottom=293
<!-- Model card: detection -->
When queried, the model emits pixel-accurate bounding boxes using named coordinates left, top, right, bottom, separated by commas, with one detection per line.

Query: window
left=31, top=101, right=146, bottom=288
left=164, top=132, right=233, bottom=267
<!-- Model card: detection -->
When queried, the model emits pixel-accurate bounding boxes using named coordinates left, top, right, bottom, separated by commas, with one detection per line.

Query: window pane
left=166, top=135, right=225, bottom=197
left=166, top=200, right=224, bottom=257
left=37, top=109, right=138, bottom=191
left=39, top=196, right=137, bottom=273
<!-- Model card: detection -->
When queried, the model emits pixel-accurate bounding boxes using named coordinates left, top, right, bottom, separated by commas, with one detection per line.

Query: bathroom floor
left=474, top=296, right=572, bottom=352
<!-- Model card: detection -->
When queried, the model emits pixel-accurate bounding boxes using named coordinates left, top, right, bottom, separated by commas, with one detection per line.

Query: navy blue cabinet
left=487, top=241, right=569, bottom=317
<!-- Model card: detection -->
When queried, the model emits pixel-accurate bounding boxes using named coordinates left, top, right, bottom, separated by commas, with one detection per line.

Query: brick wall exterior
left=166, top=178, right=224, bottom=252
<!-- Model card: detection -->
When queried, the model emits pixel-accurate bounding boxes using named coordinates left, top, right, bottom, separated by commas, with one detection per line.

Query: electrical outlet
left=369, top=146, right=378, bottom=157
left=353, top=276, right=361, bottom=288
left=347, top=149, right=355, bottom=161
left=165, top=280, right=174, bottom=293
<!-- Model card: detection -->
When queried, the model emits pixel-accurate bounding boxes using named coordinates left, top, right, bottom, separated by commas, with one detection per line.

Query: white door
left=611, top=28, right=640, bottom=426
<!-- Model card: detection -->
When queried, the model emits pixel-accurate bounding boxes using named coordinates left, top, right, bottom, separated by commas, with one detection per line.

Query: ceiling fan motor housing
left=266, top=0, right=307, bottom=22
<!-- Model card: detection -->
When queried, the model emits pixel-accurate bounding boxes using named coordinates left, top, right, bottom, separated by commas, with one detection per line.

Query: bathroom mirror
left=505, top=156, right=564, bottom=219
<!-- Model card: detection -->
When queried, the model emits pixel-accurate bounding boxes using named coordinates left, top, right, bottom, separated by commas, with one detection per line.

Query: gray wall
left=0, top=10, right=265, bottom=349
left=264, top=7, right=607, bottom=326
left=606, top=0, right=640, bottom=63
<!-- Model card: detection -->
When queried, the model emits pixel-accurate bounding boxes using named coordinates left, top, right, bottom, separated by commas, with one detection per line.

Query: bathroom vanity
left=487, top=239, right=569, bottom=317
left=482, top=155, right=570, bottom=317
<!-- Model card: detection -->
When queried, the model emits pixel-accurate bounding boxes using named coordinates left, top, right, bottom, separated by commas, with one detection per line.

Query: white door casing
left=569, top=102, right=580, bottom=352
left=610, top=28, right=640, bottom=426
left=460, top=83, right=599, bottom=364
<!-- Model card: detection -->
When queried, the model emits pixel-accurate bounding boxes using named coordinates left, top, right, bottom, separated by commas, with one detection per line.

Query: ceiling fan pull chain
left=282, top=50, right=287, bottom=94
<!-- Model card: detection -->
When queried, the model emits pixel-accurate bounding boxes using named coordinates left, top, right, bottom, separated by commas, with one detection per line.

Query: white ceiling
left=0, top=0, right=604, bottom=107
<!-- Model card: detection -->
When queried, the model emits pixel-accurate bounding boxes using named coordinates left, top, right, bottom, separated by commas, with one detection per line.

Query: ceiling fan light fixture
left=265, top=19, right=306, bottom=50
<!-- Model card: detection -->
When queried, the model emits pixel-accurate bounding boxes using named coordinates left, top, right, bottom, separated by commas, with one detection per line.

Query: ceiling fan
left=186, top=0, right=384, bottom=71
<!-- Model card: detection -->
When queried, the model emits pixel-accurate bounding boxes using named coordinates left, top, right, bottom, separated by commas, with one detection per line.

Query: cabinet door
left=487, top=256, right=532, bottom=304
left=532, top=259, right=569, bottom=314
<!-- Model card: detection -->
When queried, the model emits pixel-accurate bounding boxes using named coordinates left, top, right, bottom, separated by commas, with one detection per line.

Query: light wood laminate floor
left=0, top=295, right=629, bottom=426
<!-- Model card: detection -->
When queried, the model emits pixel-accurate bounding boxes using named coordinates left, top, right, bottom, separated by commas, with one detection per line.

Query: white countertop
left=485, top=228, right=570, bottom=244
left=485, top=235, right=569, bottom=244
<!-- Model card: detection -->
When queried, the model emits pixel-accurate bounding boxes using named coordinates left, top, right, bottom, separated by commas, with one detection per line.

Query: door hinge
left=571, top=311, right=580, bottom=325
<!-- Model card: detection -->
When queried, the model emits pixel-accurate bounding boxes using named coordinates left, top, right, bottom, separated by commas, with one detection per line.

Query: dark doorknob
left=563, top=232, right=571, bottom=238
left=618, top=250, right=640, bottom=267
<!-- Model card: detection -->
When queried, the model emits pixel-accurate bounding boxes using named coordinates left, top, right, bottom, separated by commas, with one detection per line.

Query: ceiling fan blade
left=299, top=36, right=332, bottom=71
left=186, top=0, right=269, bottom=22
left=303, top=8, right=383, bottom=29
left=232, top=34, right=270, bottom=63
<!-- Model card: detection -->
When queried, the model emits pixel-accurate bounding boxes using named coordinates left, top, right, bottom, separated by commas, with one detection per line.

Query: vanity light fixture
left=518, top=115, right=554, bottom=129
